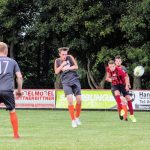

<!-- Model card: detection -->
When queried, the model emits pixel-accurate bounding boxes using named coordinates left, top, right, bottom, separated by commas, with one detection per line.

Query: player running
left=114, top=55, right=130, bottom=120
left=0, top=42, right=23, bottom=138
left=106, top=60, right=136, bottom=122
left=54, top=47, right=82, bottom=128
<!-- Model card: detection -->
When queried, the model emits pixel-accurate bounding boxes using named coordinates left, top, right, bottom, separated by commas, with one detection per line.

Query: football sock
left=115, top=95, right=122, bottom=112
left=127, top=100, right=134, bottom=115
left=10, top=112, right=19, bottom=138
left=68, top=105, right=75, bottom=120
left=75, top=103, right=81, bottom=118
left=122, top=104, right=128, bottom=119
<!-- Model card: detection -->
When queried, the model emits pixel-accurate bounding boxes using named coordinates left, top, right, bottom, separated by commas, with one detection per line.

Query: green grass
left=0, top=110, right=149, bottom=150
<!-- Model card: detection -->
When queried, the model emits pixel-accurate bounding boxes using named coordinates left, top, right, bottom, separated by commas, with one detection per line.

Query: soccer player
left=106, top=56, right=128, bottom=120
left=0, top=42, right=23, bottom=138
left=54, top=47, right=82, bottom=128
left=114, top=55, right=130, bottom=120
left=106, top=60, right=136, bottom=122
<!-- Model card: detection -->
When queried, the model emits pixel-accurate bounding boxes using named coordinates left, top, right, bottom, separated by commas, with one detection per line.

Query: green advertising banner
left=56, top=90, right=116, bottom=109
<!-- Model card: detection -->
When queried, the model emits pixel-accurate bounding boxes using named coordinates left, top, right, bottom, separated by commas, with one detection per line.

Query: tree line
left=0, top=0, right=149, bottom=89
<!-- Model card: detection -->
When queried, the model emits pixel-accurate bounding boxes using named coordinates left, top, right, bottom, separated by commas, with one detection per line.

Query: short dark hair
left=58, top=47, right=69, bottom=53
left=115, top=55, right=122, bottom=60
left=108, top=60, right=115, bottom=64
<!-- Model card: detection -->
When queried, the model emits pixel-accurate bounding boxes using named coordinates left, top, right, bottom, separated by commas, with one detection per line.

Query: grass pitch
left=0, top=110, right=149, bottom=150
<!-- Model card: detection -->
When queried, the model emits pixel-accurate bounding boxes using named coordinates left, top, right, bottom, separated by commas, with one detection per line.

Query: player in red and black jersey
left=115, top=55, right=131, bottom=88
left=114, top=56, right=130, bottom=120
left=106, top=60, right=136, bottom=122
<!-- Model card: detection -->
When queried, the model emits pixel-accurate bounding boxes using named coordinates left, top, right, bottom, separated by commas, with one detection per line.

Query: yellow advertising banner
left=56, top=90, right=116, bottom=109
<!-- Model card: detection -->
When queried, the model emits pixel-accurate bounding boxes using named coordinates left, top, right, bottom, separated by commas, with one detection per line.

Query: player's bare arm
left=68, top=55, right=78, bottom=70
left=126, top=74, right=131, bottom=88
left=106, top=72, right=112, bottom=82
left=16, top=71, right=23, bottom=96
left=54, top=59, right=67, bottom=74
left=61, top=55, right=78, bottom=72
left=125, top=76, right=130, bottom=91
left=123, top=71, right=131, bottom=89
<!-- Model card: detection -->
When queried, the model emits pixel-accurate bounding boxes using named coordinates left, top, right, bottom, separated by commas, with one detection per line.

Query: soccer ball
left=134, top=66, right=144, bottom=77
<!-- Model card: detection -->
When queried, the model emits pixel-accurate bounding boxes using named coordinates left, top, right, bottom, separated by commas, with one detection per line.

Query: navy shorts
left=0, top=91, right=15, bottom=111
left=62, top=79, right=81, bottom=96
left=111, top=84, right=130, bottom=97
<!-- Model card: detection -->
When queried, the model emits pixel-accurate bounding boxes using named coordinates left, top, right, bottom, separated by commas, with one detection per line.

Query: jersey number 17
left=0, top=61, right=9, bottom=74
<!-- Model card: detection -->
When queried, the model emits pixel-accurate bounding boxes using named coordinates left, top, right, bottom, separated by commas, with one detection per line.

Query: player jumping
left=0, top=42, right=23, bottom=138
left=54, top=47, right=82, bottom=128
left=106, top=60, right=136, bottom=122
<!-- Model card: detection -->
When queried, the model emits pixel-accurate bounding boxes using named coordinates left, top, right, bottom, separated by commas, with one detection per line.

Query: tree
left=120, top=0, right=150, bottom=89
left=0, top=0, right=149, bottom=89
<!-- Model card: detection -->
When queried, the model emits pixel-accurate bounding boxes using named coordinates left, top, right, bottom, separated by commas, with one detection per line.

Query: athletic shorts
left=111, top=84, right=130, bottom=97
left=62, top=79, right=81, bottom=96
left=0, top=91, right=15, bottom=111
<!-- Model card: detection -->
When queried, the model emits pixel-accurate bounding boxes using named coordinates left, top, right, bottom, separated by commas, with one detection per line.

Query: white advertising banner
left=0, top=89, right=55, bottom=108
left=131, top=90, right=150, bottom=110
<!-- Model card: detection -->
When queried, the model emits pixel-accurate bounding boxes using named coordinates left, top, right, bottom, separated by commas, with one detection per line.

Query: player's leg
left=67, top=94, right=77, bottom=128
left=63, top=84, right=77, bottom=127
left=111, top=88, right=127, bottom=120
left=120, top=96, right=128, bottom=121
left=112, top=85, right=123, bottom=112
left=111, top=89, right=121, bottom=119
left=67, top=94, right=75, bottom=120
left=114, top=89, right=125, bottom=119
left=2, top=91, right=20, bottom=138
left=75, top=95, right=81, bottom=119
left=125, top=95, right=136, bottom=122
left=9, top=109, right=19, bottom=138
left=122, top=87, right=136, bottom=122
left=73, top=80, right=82, bottom=125
left=75, top=95, right=82, bottom=125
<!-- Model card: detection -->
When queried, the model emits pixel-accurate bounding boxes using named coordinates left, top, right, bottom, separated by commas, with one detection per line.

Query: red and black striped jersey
left=106, top=66, right=127, bottom=85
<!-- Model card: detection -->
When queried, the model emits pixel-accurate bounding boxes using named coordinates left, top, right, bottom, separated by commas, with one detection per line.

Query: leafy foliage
left=0, top=0, right=149, bottom=89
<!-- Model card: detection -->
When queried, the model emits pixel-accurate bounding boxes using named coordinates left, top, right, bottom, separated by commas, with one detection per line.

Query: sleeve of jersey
left=122, top=66, right=127, bottom=73
left=118, top=68, right=127, bottom=78
left=14, top=61, right=21, bottom=72
left=55, top=59, right=59, bottom=68
left=106, top=67, right=110, bottom=73
left=68, top=55, right=75, bottom=66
